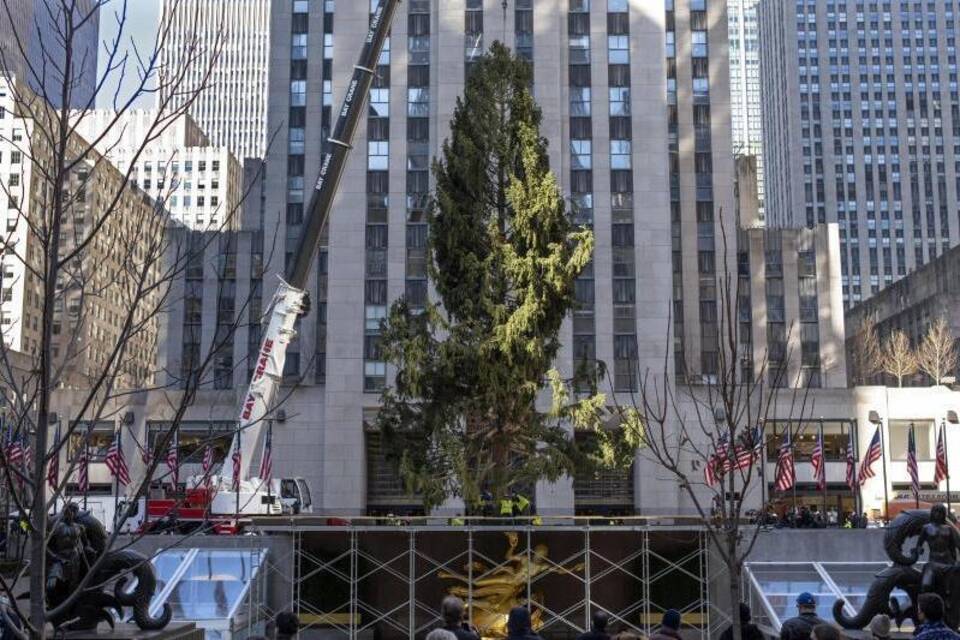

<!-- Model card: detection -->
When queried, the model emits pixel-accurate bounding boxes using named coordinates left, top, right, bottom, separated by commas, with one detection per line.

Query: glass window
left=407, top=88, right=429, bottom=117
left=692, top=31, right=708, bottom=57
left=608, top=35, right=629, bottom=64
left=569, top=35, right=591, bottom=64
left=368, top=141, right=389, bottom=170
left=369, top=88, right=389, bottom=117
left=611, top=140, right=631, bottom=169
left=571, top=140, right=592, bottom=169
left=610, top=87, right=630, bottom=116
left=290, top=80, right=306, bottom=106
left=571, top=87, right=592, bottom=116
left=608, top=0, right=627, bottom=11
left=291, top=33, right=307, bottom=59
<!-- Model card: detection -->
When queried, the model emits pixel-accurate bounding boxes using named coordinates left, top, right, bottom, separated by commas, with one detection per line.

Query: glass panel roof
left=745, top=561, right=914, bottom=633
left=145, top=548, right=267, bottom=624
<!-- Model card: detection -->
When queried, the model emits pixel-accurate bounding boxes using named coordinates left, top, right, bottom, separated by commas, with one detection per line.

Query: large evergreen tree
left=375, top=43, right=641, bottom=510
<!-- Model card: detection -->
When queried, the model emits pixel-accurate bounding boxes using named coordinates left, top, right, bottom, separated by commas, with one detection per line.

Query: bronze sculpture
left=41, top=503, right=172, bottom=631
left=440, top=532, right=584, bottom=638
left=833, top=505, right=960, bottom=631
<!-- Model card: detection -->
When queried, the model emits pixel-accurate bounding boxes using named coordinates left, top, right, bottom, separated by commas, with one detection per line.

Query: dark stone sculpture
left=43, top=503, right=172, bottom=631
left=832, top=506, right=960, bottom=631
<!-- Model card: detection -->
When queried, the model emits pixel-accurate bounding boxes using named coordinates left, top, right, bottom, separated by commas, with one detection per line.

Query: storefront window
left=765, top=420, right=855, bottom=462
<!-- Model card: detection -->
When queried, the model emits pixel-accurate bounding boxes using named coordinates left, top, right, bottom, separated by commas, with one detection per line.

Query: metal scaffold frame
left=252, top=522, right=716, bottom=640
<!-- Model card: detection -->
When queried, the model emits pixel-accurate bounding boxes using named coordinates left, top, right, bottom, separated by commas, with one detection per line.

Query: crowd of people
left=424, top=592, right=960, bottom=640
left=747, top=506, right=873, bottom=529
left=778, top=592, right=959, bottom=640
left=255, top=591, right=960, bottom=640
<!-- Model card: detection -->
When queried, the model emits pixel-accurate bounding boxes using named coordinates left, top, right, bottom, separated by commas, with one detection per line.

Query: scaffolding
left=250, top=521, right=720, bottom=640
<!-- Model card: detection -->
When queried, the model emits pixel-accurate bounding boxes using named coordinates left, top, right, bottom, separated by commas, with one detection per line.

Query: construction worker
left=513, top=493, right=531, bottom=516
left=499, top=496, right=514, bottom=524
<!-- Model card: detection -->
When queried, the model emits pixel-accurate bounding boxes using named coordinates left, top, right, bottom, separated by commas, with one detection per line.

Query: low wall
left=747, top=528, right=889, bottom=563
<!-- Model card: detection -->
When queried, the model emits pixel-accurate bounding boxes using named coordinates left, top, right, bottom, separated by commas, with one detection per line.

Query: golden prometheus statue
left=439, top=532, right=585, bottom=639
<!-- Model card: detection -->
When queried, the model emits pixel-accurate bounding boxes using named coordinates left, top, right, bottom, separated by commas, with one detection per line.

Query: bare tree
left=847, top=314, right=882, bottom=386
left=882, top=330, right=918, bottom=387
left=916, top=317, right=958, bottom=385
left=612, top=220, right=813, bottom=640
left=0, top=2, right=287, bottom=638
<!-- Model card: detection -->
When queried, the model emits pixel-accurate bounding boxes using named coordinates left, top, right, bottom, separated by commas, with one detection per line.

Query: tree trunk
left=727, top=533, right=743, bottom=640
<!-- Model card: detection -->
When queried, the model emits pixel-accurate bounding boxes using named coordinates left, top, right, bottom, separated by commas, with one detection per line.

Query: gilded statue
left=440, top=532, right=584, bottom=638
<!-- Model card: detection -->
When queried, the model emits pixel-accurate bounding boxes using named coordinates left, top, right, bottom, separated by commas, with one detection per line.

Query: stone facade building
left=0, top=77, right=163, bottom=388
left=75, top=110, right=243, bottom=231
left=760, top=1, right=960, bottom=307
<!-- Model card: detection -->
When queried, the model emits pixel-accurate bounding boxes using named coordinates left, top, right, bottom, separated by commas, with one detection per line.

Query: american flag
left=935, top=422, right=949, bottom=485
left=258, top=423, right=273, bottom=482
left=231, top=430, right=242, bottom=493
left=811, top=425, right=826, bottom=492
left=22, top=436, right=32, bottom=472
left=6, top=423, right=22, bottom=466
left=202, top=443, right=214, bottom=475
left=774, top=430, right=795, bottom=492
left=858, top=426, right=883, bottom=487
left=105, top=430, right=131, bottom=485
left=165, top=430, right=179, bottom=488
left=704, top=435, right=729, bottom=486
left=733, top=425, right=764, bottom=471
left=907, top=423, right=919, bottom=499
left=845, top=434, right=858, bottom=491
left=46, top=423, right=60, bottom=491
left=77, top=445, right=89, bottom=493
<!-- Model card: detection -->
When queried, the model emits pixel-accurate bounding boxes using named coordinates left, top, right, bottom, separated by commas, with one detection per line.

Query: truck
left=140, top=0, right=401, bottom=533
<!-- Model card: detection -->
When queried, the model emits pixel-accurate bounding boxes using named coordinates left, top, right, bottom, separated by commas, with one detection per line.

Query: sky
left=96, top=1, right=161, bottom=108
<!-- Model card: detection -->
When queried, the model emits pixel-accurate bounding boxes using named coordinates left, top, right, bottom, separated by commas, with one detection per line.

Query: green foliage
left=375, top=42, right=642, bottom=511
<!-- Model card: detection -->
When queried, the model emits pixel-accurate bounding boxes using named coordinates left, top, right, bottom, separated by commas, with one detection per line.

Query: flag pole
left=879, top=420, right=890, bottom=523
left=790, top=426, right=797, bottom=516
left=266, top=421, right=272, bottom=500
left=235, top=426, right=241, bottom=520
left=51, top=420, right=60, bottom=516
left=912, top=423, right=919, bottom=509
left=82, top=426, right=88, bottom=511
left=759, top=420, right=767, bottom=518
left=944, top=420, right=952, bottom=515
left=113, top=420, right=121, bottom=531
left=819, top=419, right=827, bottom=524
left=2, top=414, right=9, bottom=535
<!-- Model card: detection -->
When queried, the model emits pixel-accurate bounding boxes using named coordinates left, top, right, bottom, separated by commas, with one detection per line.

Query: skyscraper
left=250, top=0, right=731, bottom=513
left=0, top=0, right=99, bottom=108
left=760, top=1, right=960, bottom=307
left=159, top=0, right=270, bottom=162
left=728, top=0, right=764, bottom=218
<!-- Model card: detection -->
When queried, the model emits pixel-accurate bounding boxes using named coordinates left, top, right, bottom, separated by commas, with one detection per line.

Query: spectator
left=810, top=624, right=842, bottom=640
left=426, top=630, right=458, bottom=640
left=859, top=512, right=869, bottom=529
left=719, top=603, right=763, bottom=640
left=576, top=611, right=611, bottom=640
left=650, top=609, right=682, bottom=640
left=779, top=593, right=827, bottom=640
left=915, top=593, right=960, bottom=640
left=275, top=612, right=299, bottom=640
left=440, top=596, right=480, bottom=640
left=615, top=633, right=639, bottom=640
left=868, top=614, right=891, bottom=640
left=506, top=607, right=543, bottom=640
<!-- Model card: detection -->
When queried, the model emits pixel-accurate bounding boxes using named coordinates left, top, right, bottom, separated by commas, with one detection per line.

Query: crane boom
left=222, top=0, right=402, bottom=489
